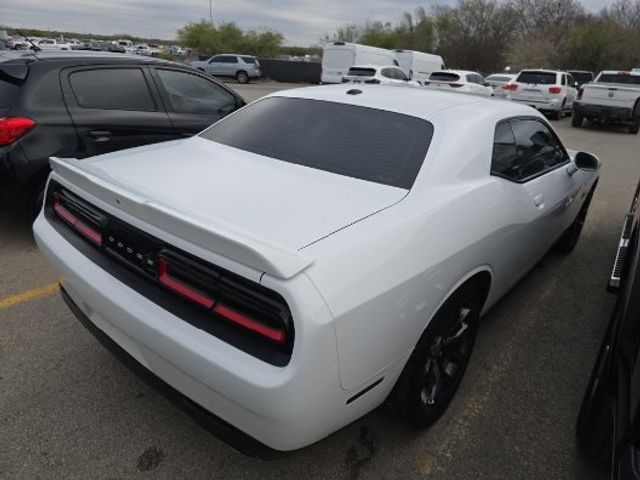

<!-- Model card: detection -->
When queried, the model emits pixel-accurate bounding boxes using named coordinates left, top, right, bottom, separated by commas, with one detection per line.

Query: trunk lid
left=62, top=137, right=408, bottom=252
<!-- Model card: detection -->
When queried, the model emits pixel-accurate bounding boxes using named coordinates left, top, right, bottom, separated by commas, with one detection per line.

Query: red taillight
left=0, top=117, right=36, bottom=146
left=449, top=83, right=463, bottom=88
left=157, top=257, right=215, bottom=309
left=53, top=196, right=102, bottom=246
left=548, top=86, right=562, bottom=94
left=502, top=83, right=518, bottom=91
left=214, top=303, right=286, bottom=344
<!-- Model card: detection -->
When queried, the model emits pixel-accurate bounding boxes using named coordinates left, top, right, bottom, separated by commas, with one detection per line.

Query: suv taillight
left=502, top=83, right=518, bottom=91
left=0, top=117, right=36, bottom=146
left=549, top=86, right=562, bottom=94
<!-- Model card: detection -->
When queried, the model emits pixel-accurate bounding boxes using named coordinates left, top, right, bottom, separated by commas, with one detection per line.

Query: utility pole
left=209, top=0, right=213, bottom=25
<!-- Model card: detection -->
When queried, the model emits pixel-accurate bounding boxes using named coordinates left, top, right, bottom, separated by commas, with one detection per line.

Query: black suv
left=0, top=51, right=245, bottom=217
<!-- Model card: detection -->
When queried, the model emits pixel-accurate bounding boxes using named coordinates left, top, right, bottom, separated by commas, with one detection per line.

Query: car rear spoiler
left=49, top=157, right=314, bottom=280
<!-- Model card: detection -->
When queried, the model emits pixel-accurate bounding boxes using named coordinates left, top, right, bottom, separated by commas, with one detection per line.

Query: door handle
left=89, top=130, right=112, bottom=142
left=533, top=194, right=544, bottom=208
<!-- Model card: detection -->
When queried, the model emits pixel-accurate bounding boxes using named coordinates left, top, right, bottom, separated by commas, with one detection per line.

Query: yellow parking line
left=0, top=282, right=59, bottom=310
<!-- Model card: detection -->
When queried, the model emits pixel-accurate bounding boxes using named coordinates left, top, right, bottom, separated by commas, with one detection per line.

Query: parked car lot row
left=2, top=49, right=640, bottom=479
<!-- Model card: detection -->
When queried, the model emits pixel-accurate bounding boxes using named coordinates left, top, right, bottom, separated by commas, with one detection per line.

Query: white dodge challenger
left=34, top=85, right=600, bottom=455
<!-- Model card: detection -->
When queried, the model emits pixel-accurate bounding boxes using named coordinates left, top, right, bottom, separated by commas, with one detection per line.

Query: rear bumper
left=33, top=211, right=375, bottom=452
left=59, top=285, right=278, bottom=458
left=574, top=101, right=634, bottom=121
left=511, top=97, right=563, bottom=111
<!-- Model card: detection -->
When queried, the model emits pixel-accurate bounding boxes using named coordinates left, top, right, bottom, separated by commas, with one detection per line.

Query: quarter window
left=69, top=68, right=156, bottom=111
left=156, top=69, right=237, bottom=115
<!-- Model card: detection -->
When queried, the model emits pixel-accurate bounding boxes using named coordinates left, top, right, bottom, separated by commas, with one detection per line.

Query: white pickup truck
left=572, top=70, right=640, bottom=134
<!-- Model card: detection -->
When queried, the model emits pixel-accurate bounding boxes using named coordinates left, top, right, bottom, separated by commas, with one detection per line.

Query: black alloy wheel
left=391, top=283, right=481, bottom=427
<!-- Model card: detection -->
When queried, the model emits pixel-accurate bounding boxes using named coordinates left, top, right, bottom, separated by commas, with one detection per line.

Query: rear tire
left=572, top=112, right=584, bottom=127
left=389, top=283, right=481, bottom=427
left=236, top=71, right=249, bottom=84
left=629, top=120, right=639, bottom=134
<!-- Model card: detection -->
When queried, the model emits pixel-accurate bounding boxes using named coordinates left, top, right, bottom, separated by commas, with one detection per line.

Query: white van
left=394, top=50, right=445, bottom=85
left=321, top=42, right=398, bottom=84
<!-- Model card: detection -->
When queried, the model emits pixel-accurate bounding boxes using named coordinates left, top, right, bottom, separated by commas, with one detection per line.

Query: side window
left=568, top=74, right=575, bottom=86
left=511, top=119, right=568, bottom=178
left=381, top=68, right=394, bottom=79
left=69, top=68, right=156, bottom=111
left=491, top=122, right=519, bottom=179
left=561, top=74, right=567, bottom=86
left=466, top=74, right=477, bottom=84
left=396, top=69, right=409, bottom=81
left=210, top=56, right=223, bottom=63
left=156, top=69, right=237, bottom=115
left=221, top=56, right=238, bottom=64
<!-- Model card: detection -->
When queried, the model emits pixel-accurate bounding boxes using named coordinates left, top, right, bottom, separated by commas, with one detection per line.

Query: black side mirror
left=574, top=151, right=600, bottom=172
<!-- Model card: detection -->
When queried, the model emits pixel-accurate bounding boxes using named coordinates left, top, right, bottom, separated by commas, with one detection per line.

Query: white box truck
left=321, top=42, right=399, bottom=84
left=394, top=50, right=445, bottom=85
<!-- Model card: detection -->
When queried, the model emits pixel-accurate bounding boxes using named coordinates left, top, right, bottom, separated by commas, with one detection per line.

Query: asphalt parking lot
left=2, top=83, right=638, bottom=479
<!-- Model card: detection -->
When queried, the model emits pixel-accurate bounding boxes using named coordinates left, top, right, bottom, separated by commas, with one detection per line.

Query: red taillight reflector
left=157, top=257, right=215, bottom=309
left=502, top=83, right=518, bottom=91
left=548, top=86, right=562, bottom=94
left=214, top=303, right=286, bottom=344
left=0, top=117, right=36, bottom=146
left=53, top=196, right=102, bottom=246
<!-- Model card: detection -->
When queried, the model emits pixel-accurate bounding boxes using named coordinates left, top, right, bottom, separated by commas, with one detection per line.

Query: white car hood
left=63, top=137, right=408, bottom=251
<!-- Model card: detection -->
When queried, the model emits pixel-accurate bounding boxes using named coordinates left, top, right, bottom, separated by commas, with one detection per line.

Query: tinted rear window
left=598, top=73, right=640, bottom=85
left=516, top=71, right=557, bottom=85
left=200, top=97, right=433, bottom=189
left=69, top=68, right=156, bottom=111
left=487, top=76, right=511, bottom=82
left=241, top=56, right=256, bottom=64
left=0, top=80, right=20, bottom=109
left=430, top=72, right=460, bottom=82
left=348, top=67, right=376, bottom=77
left=570, top=72, right=593, bottom=83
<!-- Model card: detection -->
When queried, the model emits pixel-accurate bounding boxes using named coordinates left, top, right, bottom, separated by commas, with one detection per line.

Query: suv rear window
left=241, top=56, right=256, bottom=64
left=430, top=72, right=460, bottom=82
left=348, top=67, right=376, bottom=77
left=598, top=73, right=640, bottom=85
left=516, top=71, right=557, bottom=85
left=200, top=97, right=433, bottom=189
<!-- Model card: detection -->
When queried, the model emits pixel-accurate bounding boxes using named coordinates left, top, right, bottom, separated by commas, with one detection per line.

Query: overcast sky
left=3, top=0, right=614, bottom=46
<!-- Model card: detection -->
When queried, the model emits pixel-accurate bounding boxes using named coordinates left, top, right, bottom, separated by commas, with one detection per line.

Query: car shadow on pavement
left=0, top=203, right=36, bottom=245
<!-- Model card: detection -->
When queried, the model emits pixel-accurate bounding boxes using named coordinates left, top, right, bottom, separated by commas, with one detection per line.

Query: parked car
left=506, top=69, right=578, bottom=119
left=486, top=73, right=517, bottom=98
left=34, top=85, right=600, bottom=456
left=393, top=49, right=444, bottom=85
left=191, top=54, right=261, bottom=84
left=32, top=38, right=71, bottom=51
left=572, top=70, right=640, bottom=134
left=424, top=70, right=493, bottom=96
left=341, top=65, right=420, bottom=87
left=321, top=42, right=398, bottom=84
left=0, top=50, right=245, bottom=217
left=128, top=43, right=159, bottom=57
left=568, top=70, right=594, bottom=88
left=576, top=102, right=640, bottom=478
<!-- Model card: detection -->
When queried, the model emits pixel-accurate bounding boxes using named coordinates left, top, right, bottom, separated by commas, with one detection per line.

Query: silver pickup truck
left=572, top=70, right=640, bottom=134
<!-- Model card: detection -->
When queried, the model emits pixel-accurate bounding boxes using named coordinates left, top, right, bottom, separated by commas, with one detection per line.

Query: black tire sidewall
left=236, top=71, right=249, bottom=83
left=398, top=284, right=481, bottom=427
